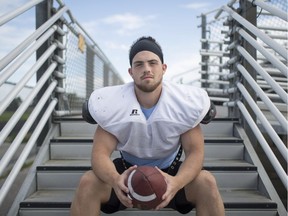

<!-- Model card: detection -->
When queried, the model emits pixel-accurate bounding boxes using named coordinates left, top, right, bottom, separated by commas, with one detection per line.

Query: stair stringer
left=234, top=124, right=287, bottom=216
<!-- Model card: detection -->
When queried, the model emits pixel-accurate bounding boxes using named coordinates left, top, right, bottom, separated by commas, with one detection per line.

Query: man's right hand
left=113, top=165, right=137, bottom=208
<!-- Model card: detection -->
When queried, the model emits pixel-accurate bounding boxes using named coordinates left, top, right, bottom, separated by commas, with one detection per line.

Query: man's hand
left=113, top=165, right=137, bottom=208
left=154, top=167, right=182, bottom=210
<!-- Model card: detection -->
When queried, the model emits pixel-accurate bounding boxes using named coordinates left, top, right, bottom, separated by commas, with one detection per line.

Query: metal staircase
left=13, top=114, right=282, bottom=216
left=1, top=1, right=287, bottom=216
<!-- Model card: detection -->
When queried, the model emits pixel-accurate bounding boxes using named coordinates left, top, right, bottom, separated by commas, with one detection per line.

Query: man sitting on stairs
left=70, top=36, right=225, bottom=216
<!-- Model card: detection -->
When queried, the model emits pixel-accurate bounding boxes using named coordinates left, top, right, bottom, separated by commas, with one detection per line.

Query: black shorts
left=101, top=158, right=195, bottom=214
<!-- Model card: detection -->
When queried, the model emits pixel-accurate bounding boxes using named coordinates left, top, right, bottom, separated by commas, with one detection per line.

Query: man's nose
left=143, top=63, right=151, bottom=73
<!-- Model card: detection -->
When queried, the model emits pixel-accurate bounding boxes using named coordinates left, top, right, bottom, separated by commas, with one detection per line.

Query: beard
left=134, top=77, right=163, bottom=93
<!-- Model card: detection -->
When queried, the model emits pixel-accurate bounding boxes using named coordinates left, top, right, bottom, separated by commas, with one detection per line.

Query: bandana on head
left=129, top=38, right=164, bottom=66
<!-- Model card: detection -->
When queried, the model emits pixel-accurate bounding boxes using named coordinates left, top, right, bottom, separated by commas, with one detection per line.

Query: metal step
left=35, top=169, right=259, bottom=190
left=17, top=118, right=279, bottom=216
left=59, top=118, right=238, bottom=138
left=18, top=209, right=278, bottom=216
left=59, top=119, right=97, bottom=137
left=42, top=158, right=256, bottom=171
left=19, top=189, right=277, bottom=216
left=49, top=137, right=245, bottom=160
left=19, top=210, right=278, bottom=216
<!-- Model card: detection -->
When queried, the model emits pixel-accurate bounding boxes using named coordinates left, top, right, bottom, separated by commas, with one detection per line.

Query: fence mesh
left=199, top=0, right=287, bottom=102
left=58, top=22, right=124, bottom=112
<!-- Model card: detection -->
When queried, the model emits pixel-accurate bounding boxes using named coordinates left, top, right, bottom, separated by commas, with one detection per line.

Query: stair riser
left=201, top=121, right=234, bottom=137
left=60, top=121, right=235, bottom=137
left=36, top=171, right=258, bottom=190
left=60, top=122, right=97, bottom=137
left=50, top=143, right=244, bottom=160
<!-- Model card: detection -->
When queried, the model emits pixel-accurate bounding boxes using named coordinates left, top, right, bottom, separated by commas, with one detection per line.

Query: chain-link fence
left=199, top=0, right=287, bottom=103
left=56, top=15, right=124, bottom=113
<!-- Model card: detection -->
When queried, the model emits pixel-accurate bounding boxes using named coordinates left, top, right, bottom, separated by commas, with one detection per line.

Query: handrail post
left=228, top=7, right=241, bottom=118
left=54, top=8, right=66, bottom=112
left=239, top=0, right=257, bottom=145
left=35, top=0, right=53, bottom=146
left=86, top=45, right=94, bottom=98
left=103, top=63, right=110, bottom=87
left=200, top=14, right=209, bottom=88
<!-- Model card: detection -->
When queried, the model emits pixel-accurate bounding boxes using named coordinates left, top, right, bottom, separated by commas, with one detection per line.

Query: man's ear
left=128, top=68, right=132, bottom=76
left=162, top=64, right=167, bottom=74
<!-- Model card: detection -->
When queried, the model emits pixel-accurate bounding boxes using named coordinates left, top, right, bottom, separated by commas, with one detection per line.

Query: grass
left=0, top=111, right=32, bottom=143
left=0, top=159, right=34, bottom=180
left=0, top=111, right=30, bottom=122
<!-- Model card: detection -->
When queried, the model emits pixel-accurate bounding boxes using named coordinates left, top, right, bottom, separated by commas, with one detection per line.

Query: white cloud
left=105, top=41, right=129, bottom=51
left=181, top=2, right=211, bottom=10
left=102, top=13, right=156, bottom=35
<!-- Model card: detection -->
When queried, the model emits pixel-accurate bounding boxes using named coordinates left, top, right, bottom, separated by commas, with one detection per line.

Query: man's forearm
left=92, top=155, right=120, bottom=187
left=174, top=153, right=203, bottom=189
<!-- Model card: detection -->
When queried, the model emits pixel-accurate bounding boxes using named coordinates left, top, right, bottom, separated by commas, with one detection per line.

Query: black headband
left=129, top=39, right=163, bottom=66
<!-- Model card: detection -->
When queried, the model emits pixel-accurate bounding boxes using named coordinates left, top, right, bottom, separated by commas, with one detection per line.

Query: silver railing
left=0, top=0, right=123, bottom=205
left=200, top=0, right=287, bottom=190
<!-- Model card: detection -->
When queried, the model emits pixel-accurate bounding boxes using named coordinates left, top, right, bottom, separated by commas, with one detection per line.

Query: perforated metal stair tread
left=20, top=189, right=276, bottom=209
left=50, top=137, right=243, bottom=142
left=38, top=159, right=256, bottom=171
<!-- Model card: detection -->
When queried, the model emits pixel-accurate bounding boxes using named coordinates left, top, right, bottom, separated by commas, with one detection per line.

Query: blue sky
left=65, top=0, right=229, bottom=83
left=0, top=0, right=230, bottom=84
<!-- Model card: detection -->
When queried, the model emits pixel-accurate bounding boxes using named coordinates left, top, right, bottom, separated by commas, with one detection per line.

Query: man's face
left=129, top=51, right=167, bottom=92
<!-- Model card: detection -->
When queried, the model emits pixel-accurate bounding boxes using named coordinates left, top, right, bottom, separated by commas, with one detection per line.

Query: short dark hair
left=129, top=36, right=164, bottom=66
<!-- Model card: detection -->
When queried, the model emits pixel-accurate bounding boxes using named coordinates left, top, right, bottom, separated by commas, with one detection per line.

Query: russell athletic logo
left=130, top=109, right=140, bottom=116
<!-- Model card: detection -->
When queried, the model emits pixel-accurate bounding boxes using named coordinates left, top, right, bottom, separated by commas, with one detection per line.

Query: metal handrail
left=236, top=101, right=287, bottom=190
left=0, top=6, right=68, bottom=72
left=236, top=63, right=288, bottom=131
left=236, top=45, right=288, bottom=103
left=246, top=0, right=288, bottom=21
left=0, top=80, right=58, bottom=176
left=0, top=0, right=45, bottom=26
left=237, top=82, right=287, bottom=161
left=0, top=29, right=58, bottom=115
left=221, top=5, right=287, bottom=60
left=202, top=1, right=287, bottom=208
left=0, top=62, right=57, bottom=147
left=236, top=27, right=288, bottom=77
left=0, top=98, right=58, bottom=205
left=0, top=0, right=124, bottom=208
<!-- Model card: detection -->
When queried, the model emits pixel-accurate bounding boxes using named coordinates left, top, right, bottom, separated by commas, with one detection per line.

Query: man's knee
left=199, top=170, right=218, bottom=190
left=77, top=170, right=111, bottom=202
left=78, top=171, right=97, bottom=189
left=185, top=170, right=220, bottom=202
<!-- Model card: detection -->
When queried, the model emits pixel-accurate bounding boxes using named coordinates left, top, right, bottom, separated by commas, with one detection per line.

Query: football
left=126, top=166, right=167, bottom=210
